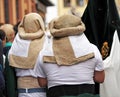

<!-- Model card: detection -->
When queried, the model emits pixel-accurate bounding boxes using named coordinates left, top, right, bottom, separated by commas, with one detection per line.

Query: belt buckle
left=25, top=88, right=28, bottom=93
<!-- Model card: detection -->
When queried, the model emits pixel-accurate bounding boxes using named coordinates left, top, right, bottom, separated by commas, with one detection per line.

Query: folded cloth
left=43, top=32, right=95, bottom=66
left=45, top=14, right=95, bottom=66
left=100, top=30, right=120, bottom=97
left=9, top=34, right=44, bottom=69
left=9, top=34, right=31, bottom=57
left=9, top=13, right=45, bottom=69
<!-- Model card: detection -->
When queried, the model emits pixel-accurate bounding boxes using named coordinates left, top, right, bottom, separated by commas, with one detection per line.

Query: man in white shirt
left=34, top=14, right=105, bottom=97
left=9, top=13, right=46, bottom=97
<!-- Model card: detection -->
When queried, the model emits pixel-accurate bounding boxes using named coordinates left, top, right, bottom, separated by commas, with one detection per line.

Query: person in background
left=8, top=12, right=47, bottom=97
left=0, top=24, right=15, bottom=56
left=0, top=30, right=6, bottom=97
left=0, top=40, right=3, bottom=69
left=0, top=24, right=16, bottom=97
left=0, top=29, right=6, bottom=69
left=100, top=0, right=120, bottom=97
left=0, top=40, right=5, bottom=97
left=34, top=14, right=105, bottom=97
left=81, top=0, right=119, bottom=94
left=0, top=29, right=6, bottom=47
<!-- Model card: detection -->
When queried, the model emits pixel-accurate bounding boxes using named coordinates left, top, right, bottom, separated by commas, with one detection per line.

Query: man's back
left=35, top=41, right=104, bottom=89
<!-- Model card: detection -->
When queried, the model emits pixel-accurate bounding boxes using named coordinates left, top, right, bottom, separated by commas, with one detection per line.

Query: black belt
left=18, top=88, right=46, bottom=93
left=47, top=84, right=95, bottom=97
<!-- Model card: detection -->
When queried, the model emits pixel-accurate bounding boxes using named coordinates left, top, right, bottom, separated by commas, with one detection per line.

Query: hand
left=101, top=42, right=109, bottom=59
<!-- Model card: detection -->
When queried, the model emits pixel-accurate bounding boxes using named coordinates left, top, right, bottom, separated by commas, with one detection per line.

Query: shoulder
left=90, top=43, right=100, bottom=53
left=90, top=43, right=103, bottom=59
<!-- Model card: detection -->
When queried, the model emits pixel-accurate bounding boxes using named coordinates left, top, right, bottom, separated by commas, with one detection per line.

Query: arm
left=38, top=77, right=47, bottom=87
left=93, top=70, right=105, bottom=83
left=93, top=44, right=105, bottom=83
left=0, top=40, right=3, bottom=67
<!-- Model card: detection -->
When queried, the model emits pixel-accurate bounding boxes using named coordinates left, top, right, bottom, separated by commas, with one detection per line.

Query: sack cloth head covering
left=49, top=14, right=85, bottom=38
left=43, top=14, right=94, bottom=66
left=9, top=13, right=45, bottom=69
left=18, top=12, right=45, bottom=40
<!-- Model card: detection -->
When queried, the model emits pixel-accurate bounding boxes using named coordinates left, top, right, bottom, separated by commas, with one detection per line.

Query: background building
left=46, top=0, right=88, bottom=26
left=0, top=0, right=119, bottom=26
left=0, top=0, right=53, bottom=25
left=58, top=0, right=88, bottom=17
left=46, top=0, right=58, bottom=25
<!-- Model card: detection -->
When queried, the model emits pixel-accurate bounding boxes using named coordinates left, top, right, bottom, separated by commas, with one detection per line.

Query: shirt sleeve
left=34, top=52, right=46, bottom=78
left=93, top=45, right=104, bottom=71
left=33, top=35, right=50, bottom=78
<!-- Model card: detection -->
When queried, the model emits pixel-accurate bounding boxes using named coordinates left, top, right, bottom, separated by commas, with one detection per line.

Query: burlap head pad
left=18, top=13, right=45, bottom=40
left=20, top=13, right=44, bottom=33
left=9, top=13, right=45, bottom=69
left=54, top=14, right=81, bottom=29
left=43, top=14, right=94, bottom=66
left=49, top=14, right=85, bottom=38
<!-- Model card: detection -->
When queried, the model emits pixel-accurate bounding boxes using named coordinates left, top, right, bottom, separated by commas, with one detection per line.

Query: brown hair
left=0, top=24, right=15, bottom=42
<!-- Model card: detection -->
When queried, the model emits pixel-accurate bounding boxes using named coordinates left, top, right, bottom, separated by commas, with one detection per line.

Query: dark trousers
left=47, top=84, right=95, bottom=97
left=0, top=90, right=4, bottom=97
left=95, top=82, right=99, bottom=94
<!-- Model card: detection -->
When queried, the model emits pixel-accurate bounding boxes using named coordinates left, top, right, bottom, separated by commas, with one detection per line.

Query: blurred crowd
left=0, top=22, right=20, bottom=97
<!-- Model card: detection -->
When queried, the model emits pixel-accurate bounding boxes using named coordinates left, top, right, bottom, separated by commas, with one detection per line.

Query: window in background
left=64, top=0, right=71, bottom=7
left=76, top=0, right=84, bottom=6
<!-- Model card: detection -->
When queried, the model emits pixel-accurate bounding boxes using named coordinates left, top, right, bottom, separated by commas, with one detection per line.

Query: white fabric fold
left=9, top=33, right=31, bottom=57
left=69, top=33, right=94, bottom=58
left=100, top=30, right=120, bottom=97
left=45, top=32, right=94, bottom=58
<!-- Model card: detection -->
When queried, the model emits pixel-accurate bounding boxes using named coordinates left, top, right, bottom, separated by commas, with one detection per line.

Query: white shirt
left=9, top=34, right=47, bottom=97
left=34, top=33, right=104, bottom=89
